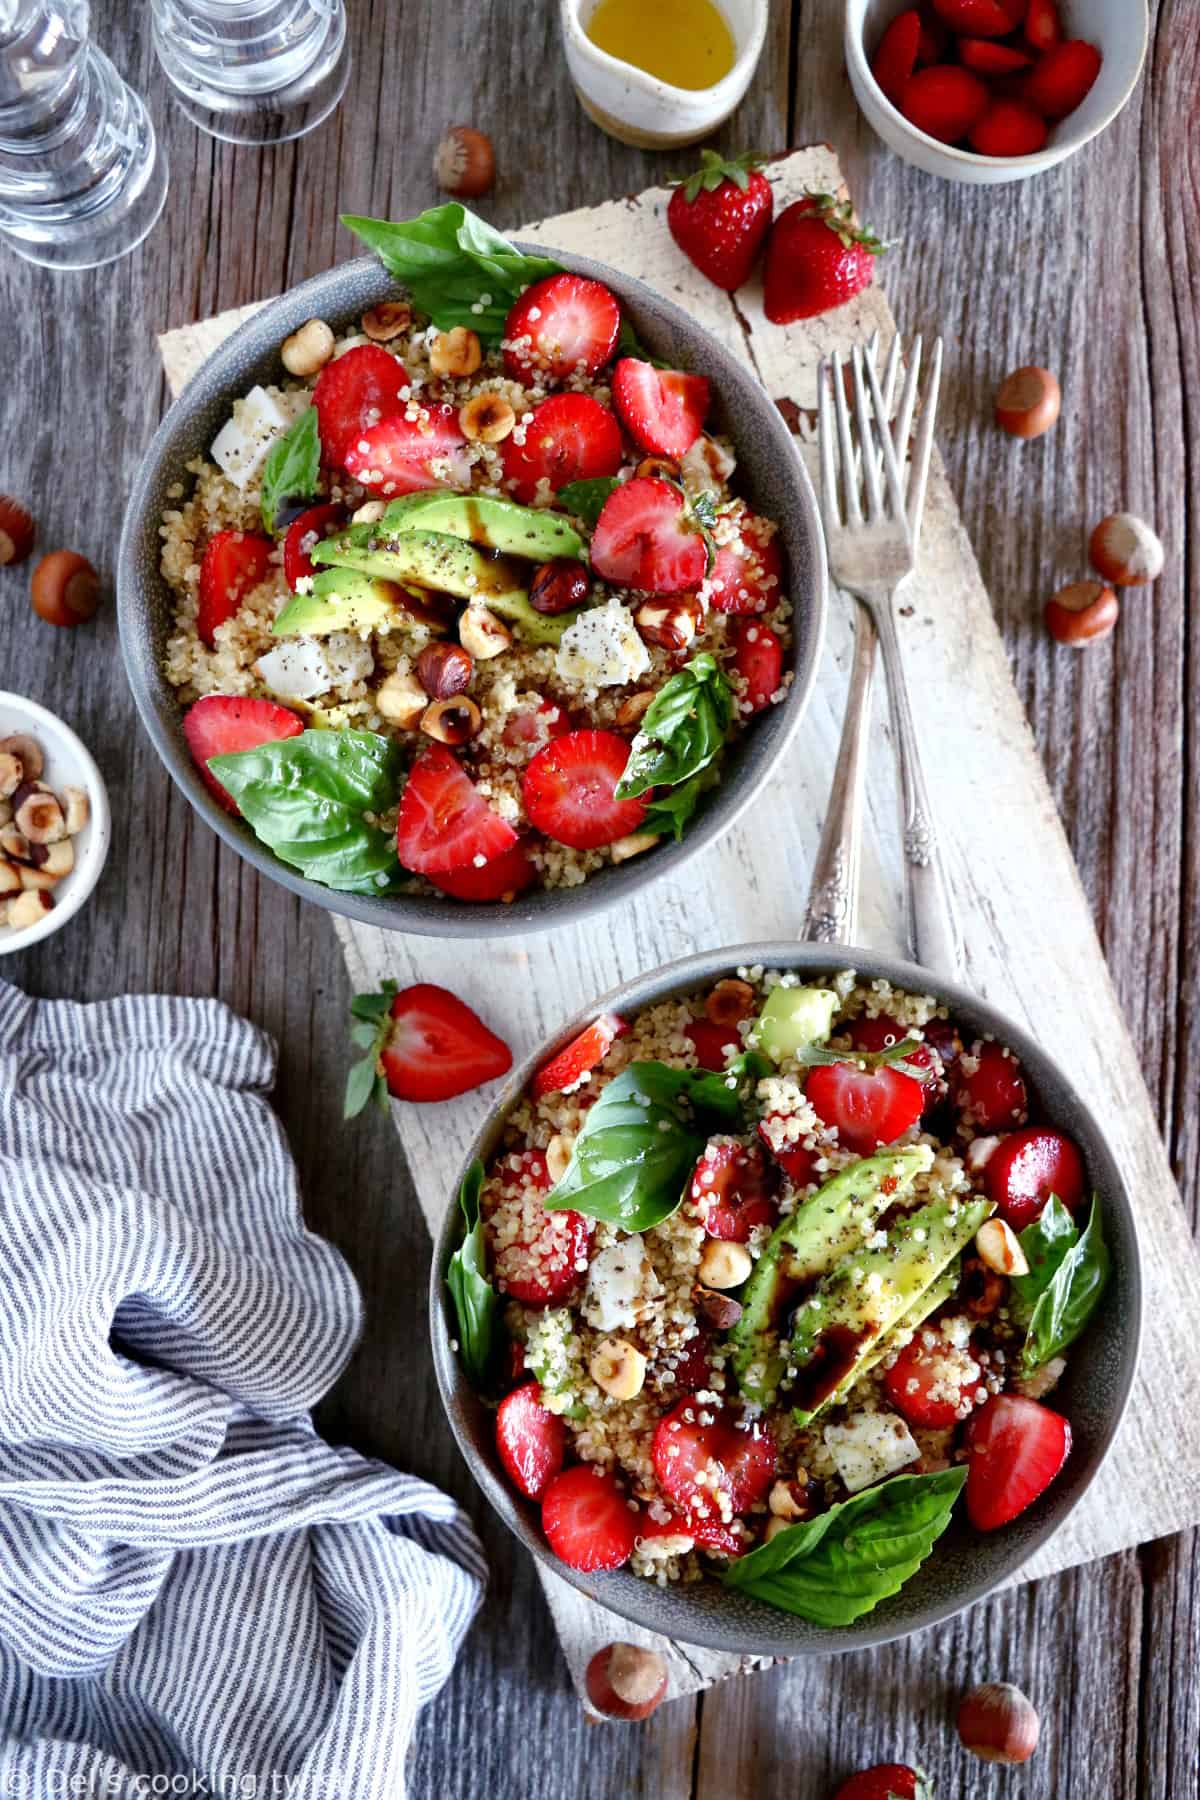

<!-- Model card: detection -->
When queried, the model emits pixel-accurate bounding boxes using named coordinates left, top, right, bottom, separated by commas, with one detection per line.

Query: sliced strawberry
left=503, top=273, right=622, bottom=386
left=611, top=358, right=710, bottom=459
left=651, top=1400, right=776, bottom=1520
left=834, top=1766, right=927, bottom=1800
left=731, top=617, right=785, bottom=712
left=872, top=9, right=922, bottom=104
left=686, top=1018, right=741, bottom=1071
left=965, top=1393, right=1072, bottom=1531
left=196, top=528, right=274, bottom=647
left=666, top=151, right=775, bottom=293
left=379, top=983, right=511, bottom=1103
left=901, top=64, right=991, bottom=143
left=959, top=36, right=1033, bottom=74
left=589, top=477, right=709, bottom=594
left=343, top=402, right=469, bottom=495
left=541, top=1464, right=638, bottom=1571
left=846, top=1013, right=944, bottom=1098
left=652, top=1329, right=715, bottom=1397
left=806, top=1061, right=925, bottom=1154
left=757, top=1115, right=818, bottom=1187
left=1023, top=39, right=1102, bottom=119
left=312, top=343, right=410, bottom=468
left=501, top=699, right=571, bottom=749
left=182, top=694, right=304, bottom=814
left=707, top=506, right=784, bottom=615
left=638, top=1507, right=744, bottom=1558
left=953, top=1039, right=1028, bottom=1131
left=283, top=502, right=346, bottom=589
left=922, top=1016, right=964, bottom=1081
left=532, top=1011, right=629, bottom=1098
left=883, top=1329, right=984, bottom=1428
left=491, top=1148, right=593, bottom=1305
left=396, top=745, right=518, bottom=876
left=427, top=838, right=537, bottom=903
left=523, top=729, right=648, bottom=850
left=929, top=0, right=1024, bottom=33
left=983, top=1126, right=1085, bottom=1230
left=690, top=1138, right=777, bottom=1242
left=495, top=1382, right=567, bottom=1501
left=969, top=99, right=1049, bottom=156
left=1024, top=0, right=1062, bottom=52
left=501, top=393, right=623, bottom=503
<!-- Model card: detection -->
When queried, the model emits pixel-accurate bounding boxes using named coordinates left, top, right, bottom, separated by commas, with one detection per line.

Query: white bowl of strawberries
left=845, top=0, right=1148, bottom=184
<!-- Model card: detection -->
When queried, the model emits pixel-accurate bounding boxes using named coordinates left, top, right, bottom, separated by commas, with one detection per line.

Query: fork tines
left=816, top=333, right=943, bottom=550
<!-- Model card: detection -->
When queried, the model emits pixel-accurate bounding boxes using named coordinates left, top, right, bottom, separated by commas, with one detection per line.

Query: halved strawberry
left=589, top=477, right=709, bottom=594
left=501, top=393, right=623, bottom=503
left=969, top=99, right=1049, bottom=156
left=731, top=617, right=785, bottom=712
left=638, top=1507, right=744, bottom=1559
left=532, top=1011, right=629, bottom=1098
left=379, top=982, right=511, bottom=1103
left=196, top=529, right=274, bottom=647
left=501, top=699, right=571, bottom=749
left=953, top=1039, right=1028, bottom=1132
left=495, top=1382, right=567, bottom=1501
left=652, top=1329, right=715, bottom=1397
left=883, top=1329, right=984, bottom=1428
left=1024, top=0, right=1062, bottom=52
left=503, top=273, right=622, bottom=386
left=523, top=730, right=648, bottom=850
left=834, top=1766, right=929, bottom=1800
left=757, top=1115, right=818, bottom=1187
left=690, top=1138, right=777, bottom=1242
left=806, top=1061, right=925, bottom=1154
left=491, top=1148, right=594, bottom=1305
left=283, top=502, right=346, bottom=589
left=847, top=1014, right=941, bottom=1087
left=983, top=1126, right=1085, bottom=1230
left=959, top=36, right=1033, bottom=74
left=872, top=8, right=922, bottom=104
left=686, top=1018, right=741, bottom=1071
left=1023, top=39, right=1102, bottom=119
left=343, top=402, right=469, bottom=495
left=541, top=1464, right=638, bottom=1571
left=182, top=695, right=304, bottom=814
left=707, top=505, right=784, bottom=614
left=427, top=838, right=537, bottom=903
left=611, top=358, right=709, bottom=459
left=312, top=343, right=410, bottom=468
left=396, top=745, right=519, bottom=876
left=901, top=64, right=991, bottom=142
left=651, top=1400, right=776, bottom=1520
left=929, top=0, right=1024, bottom=33
left=965, top=1393, right=1072, bottom=1531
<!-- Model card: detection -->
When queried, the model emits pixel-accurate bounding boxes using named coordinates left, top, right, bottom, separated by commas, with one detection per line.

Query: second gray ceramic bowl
left=118, top=250, right=827, bottom=938
left=431, top=943, right=1142, bottom=1656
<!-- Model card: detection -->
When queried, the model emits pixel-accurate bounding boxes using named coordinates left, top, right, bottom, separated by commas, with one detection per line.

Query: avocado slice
left=374, top=493, right=585, bottom=561
left=788, top=1194, right=993, bottom=1425
left=730, top=1145, right=935, bottom=1404
left=313, top=527, right=531, bottom=606
left=823, top=1256, right=961, bottom=1413
left=483, top=588, right=585, bottom=646
left=753, top=985, right=840, bottom=1064
left=273, top=567, right=405, bottom=637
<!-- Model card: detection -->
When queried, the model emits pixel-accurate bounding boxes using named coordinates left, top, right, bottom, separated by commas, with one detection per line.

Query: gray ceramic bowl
left=118, top=250, right=827, bottom=938
left=431, top=942, right=1142, bottom=1655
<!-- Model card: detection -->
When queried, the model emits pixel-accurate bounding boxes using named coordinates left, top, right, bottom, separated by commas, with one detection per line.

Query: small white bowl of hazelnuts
left=0, top=694, right=110, bottom=953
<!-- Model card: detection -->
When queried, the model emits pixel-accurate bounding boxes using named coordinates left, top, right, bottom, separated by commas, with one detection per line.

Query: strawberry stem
left=672, top=148, right=766, bottom=204
left=802, top=189, right=891, bottom=257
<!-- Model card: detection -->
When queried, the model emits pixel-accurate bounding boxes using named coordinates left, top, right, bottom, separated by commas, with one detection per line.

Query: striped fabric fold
left=0, top=981, right=485, bottom=1798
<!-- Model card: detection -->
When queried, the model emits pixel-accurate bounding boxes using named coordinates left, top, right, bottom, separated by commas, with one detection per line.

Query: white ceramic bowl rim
left=0, top=692, right=111, bottom=954
left=560, top=0, right=768, bottom=104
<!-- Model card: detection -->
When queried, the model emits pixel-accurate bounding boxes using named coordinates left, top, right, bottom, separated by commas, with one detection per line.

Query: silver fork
left=802, top=334, right=963, bottom=976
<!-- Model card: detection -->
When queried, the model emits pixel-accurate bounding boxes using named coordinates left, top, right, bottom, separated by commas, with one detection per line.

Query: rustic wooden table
left=1, top=2, right=1194, bottom=1794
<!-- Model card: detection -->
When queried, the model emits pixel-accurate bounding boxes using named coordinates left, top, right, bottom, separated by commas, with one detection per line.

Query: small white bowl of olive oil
left=560, top=0, right=768, bottom=149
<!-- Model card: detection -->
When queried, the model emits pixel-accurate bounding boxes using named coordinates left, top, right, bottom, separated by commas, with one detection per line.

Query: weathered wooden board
left=160, top=141, right=1200, bottom=1713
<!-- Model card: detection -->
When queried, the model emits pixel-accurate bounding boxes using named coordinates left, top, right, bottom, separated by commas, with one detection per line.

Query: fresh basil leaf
left=557, top=476, right=621, bottom=529
left=639, top=762, right=722, bottom=842
left=1020, top=1194, right=1109, bottom=1373
left=722, top=1468, right=967, bottom=1625
left=1011, top=1194, right=1078, bottom=1318
left=208, top=728, right=403, bottom=895
left=615, top=654, right=733, bottom=801
left=342, top=204, right=561, bottom=342
left=446, top=1160, right=501, bottom=1387
left=260, top=406, right=321, bottom=535
left=544, top=1059, right=743, bottom=1230
left=688, top=1048, right=772, bottom=1115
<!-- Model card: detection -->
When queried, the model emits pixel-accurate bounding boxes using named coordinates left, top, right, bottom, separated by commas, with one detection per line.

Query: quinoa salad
left=159, top=204, right=797, bottom=904
left=447, top=966, right=1111, bottom=1617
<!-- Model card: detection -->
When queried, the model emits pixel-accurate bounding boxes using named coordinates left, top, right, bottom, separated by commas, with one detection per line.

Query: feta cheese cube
left=321, top=631, right=374, bottom=686
left=254, top=639, right=333, bottom=703
left=583, top=1234, right=658, bottom=1333
left=211, top=386, right=308, bottom=491
left=824, top=1410, right=919, bottom=1495
left=555, top=598, right=650, bottom=690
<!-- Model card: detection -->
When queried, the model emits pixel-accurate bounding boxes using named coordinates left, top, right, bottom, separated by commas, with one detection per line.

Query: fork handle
left=874, top=589, right=964, bottom=977
left=802, top=598, right=876, bottom=945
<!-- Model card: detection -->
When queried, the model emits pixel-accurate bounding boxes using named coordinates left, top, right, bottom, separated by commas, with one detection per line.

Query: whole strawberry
left=667, top=149, right=774, bottom=292
left=763, top=191, right=887, bottom=325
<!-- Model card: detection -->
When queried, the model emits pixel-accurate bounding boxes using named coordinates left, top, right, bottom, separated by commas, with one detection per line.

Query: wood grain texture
left=2, top=0, right=1197, bottom=1795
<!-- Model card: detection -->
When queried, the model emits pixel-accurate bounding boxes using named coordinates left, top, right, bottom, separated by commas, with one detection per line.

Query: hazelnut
left=61, top=786, right=89, bottom=835
left=361, top=301, right=412, bottom=343
left=458, top=604, right=512, bottom=660
left=416, top=641, right=473, bottom=699
left=961, top=1255, right=1006, bottom=1318
left=0, top=734, right=43, bottom=779
left=694, top=1286, right=743, bottom=1330
left=768, top=1476, right=810, bottom=1519
left=14, top=788, right=66, bottom=845
left=994, top=365, right=1061, bottom=439
left=0, top=825, right=31, bottom=865
left=0, top=752, right=23, bottom=798
left=429, top=326, right=482, bottom=379
left=0, top=860, right=20, bottom=898
left=375, top=669, right=428, bottom=730
left=957, top=1682, right=1040, bottom=1765
left=31, top=550, right=101, bottom=627
left=434, top=125, right=496, bottom=198
left=1089, top=511, right=1164, bottom=586
left=421, top=696, right=482, bottom=746
left=459, top=392, right=516, bottom=444
left=1044, top=579, right=1119, bottom=647
left=763, top=1515, right=792, bottom=1543
left=352, top=500, right=387, bottom=525
left=635, top=594, right=702, bottom=651
left=975, top=1217, right=1029, bottom=1278
left=705, top=977, right=756, bottom=1028
left=546, top=1133, right=574, bottom=1185
left=584, top=1643, right=668, bottom=1721
left=616, top=690, right=655, bottom=730
left=6, top=887, right=53, bottom=930
left=609, top=830, right=660, bottom=864
left=20, top=836, right=73, bottom=888
left=280, top=318, right=335, bottom=377
left=589, top=1336, right=647, bottom=1401
left=0, top=496, right=35, bottom=567
left=529, top=558, right=590, bottom=616
left=636, top=457, right=679, bottom=481
left=698, top=1239, right=752, bottom=1290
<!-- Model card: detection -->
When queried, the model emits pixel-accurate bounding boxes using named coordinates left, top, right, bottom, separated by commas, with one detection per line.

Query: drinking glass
left=151, top=0, right=349, bottom=145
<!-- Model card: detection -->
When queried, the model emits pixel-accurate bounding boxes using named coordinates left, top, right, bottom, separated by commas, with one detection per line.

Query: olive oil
left=585, top=0, right=737, bottom=92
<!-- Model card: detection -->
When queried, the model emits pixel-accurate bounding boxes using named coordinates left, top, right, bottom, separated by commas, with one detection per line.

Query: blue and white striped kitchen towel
left=0, top=980, right=486, bottom=1799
